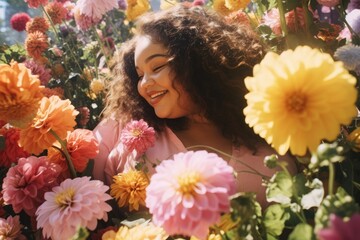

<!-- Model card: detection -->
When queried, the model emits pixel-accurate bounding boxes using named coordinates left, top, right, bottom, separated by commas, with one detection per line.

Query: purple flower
left=317, top=214, right=360, bottom=240
left=346, top=9, right=360, bottom=35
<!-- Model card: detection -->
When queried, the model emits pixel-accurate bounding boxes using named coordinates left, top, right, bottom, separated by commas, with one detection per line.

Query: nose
left=139, top=74, right=154, bottom=89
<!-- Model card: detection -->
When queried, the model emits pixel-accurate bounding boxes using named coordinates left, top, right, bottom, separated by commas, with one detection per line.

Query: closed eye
left=153, top=63, right=167, bottom=72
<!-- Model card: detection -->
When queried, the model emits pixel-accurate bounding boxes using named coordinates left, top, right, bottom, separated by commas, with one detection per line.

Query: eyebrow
left=145, top=53, right=169, bottom=63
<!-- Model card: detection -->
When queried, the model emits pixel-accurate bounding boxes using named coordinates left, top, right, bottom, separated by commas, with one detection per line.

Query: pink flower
left=10, top=12, right=31, bottom=32
left=73, top=7, right=101, bottom=31
left=121, top=119, right=156, bottom=155
left=25, top=0, right=48, bottom=9
left=146, top=150, right=236, bottom=239
left=36, top=176, right=112, bottom=240
left=77, top=106, right=90, bottom=127
left=285, top=7, right=306, bottom=33
left=0, top=215, right=26, bottom=239
left=317, top=0, right=340, bottom=7
left=262, top=8, right=282, bottom=35
left=76, top=0, right=118, bottom=20
left=24, top=60, right=52, bottom=85
left=317, top=214, right=360, bottom=240
left=0, top=127, right=30, bottom=168
left=2, top=156, right=62, bottom=216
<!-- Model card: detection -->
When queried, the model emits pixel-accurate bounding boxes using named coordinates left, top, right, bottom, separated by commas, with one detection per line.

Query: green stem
left=92, top=26, right=110, bottom=66
left=50, top=130, right=77, bottom=178
left=301, top=0, right=312, bottom=40
left=328, top=162, right=335, bottom=195
left=186, top=145, right=270, bottom=180
left=276, top=0, right=288, bottom=37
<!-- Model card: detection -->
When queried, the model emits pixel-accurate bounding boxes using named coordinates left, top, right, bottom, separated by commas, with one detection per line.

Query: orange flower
left=19, top=96, right=78, bottom=155
left=47, top=129, right=99, bottom=173
left=0, top=61, right=43, bottom=128
left=25, top=31, right=49, bottom=59
left=44, top=1, right=67, bottom=25
left=41, top=87, right=64, bottom=98
left=26, top=17, right=50, bottom=33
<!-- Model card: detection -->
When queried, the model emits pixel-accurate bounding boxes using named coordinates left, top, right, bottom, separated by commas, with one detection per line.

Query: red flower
left=10, top=12, right=31, bottom=32
left=0, top=127, right=30, bottom=168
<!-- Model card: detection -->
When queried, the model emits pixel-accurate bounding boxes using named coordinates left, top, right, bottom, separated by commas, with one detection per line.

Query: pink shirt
left=93, top=118, right=297, bottom=207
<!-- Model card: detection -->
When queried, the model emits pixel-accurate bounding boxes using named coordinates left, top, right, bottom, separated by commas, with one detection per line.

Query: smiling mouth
left=150, top=90, right=168, bottom=99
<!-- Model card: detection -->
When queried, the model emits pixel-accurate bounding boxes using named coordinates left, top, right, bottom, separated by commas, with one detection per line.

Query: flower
left=26, top=16, right=50, bottom=33
left=317, top=0, right=340, bottom=7
left=10, top=12, right=31, bottom=32
left=317, top=213, right=360, bottom=240
left=285, top=7, right=306, bottom=33
left=224, top=10, right=250, bottom=26
left=346, top=9, right=360, bottom=35
left=262, top=8, right=282, bottom=35
left=110, top=170, right=149, bottom=211
left=0, top=127, right=30, bottom=168
left=146, top=150, right=236, bottom=239
left=36, top=176, right=112, bottom=240
left=76, top=0, right=118, bottom=20
left=212, top=0, right=233, bottom=16
left=2, top=156, right=62, bottom=216
left=0, top=61, right=43, bottom=128
left=120, top=119, right=156, bottom=155
left=0, top=215, right=26, bottom=239
left=77, top=106, right=90, bottom=127
left=91, top=226, right=118, bottom=240
left=334, top=44, right=360, bottom=75
left=102, top=222, right=168, bottom=240
left=19, top=96, right=79, bottom=155
left=47, top=129, right=99, bottom=174
left=73, top=7, right=101, bottom=31
left=24, top=59, right=52, bottom=85
left=90, top=78, right=105, bottom=94
left=44, top=1, right=68, bottom=25
left=126, top=0, right=151, bottom=21
left=224, top=0, right=250, bottom=11
left=41, top=87, right=64, bottom=98
left=25, top=0, right=48, bottom=9
left=25, top=31, right=49, bottom=59
left=243, top=46, right=357, bottom=156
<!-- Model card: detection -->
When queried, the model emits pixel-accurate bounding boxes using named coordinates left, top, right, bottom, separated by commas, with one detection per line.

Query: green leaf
left=266, top=171, right=293, bottom=204
left=288, top=223, right=315, bottom=240
left=263, top=204, right=289, bottom=237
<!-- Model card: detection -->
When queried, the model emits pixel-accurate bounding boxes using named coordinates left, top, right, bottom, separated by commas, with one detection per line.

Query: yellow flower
left=224, top=0, right=250, bottom=11
left=212, top=0, right=233, bottom=16
left=18, top=96, right=78, bottom=154
left=347, top=127, right=360, bottom=152
left=110, top=170, right=149, bottom=211
left=244, top=46, right=357, bottom=156
left=90, top=79, right=104, bottom=94
left=103, top=223, right=168, bottom=240
left=126, top=0, right=151, bottom=21
left=160, top=0, right=177, bottom=10
left=0, top=61, right=43, bottom=128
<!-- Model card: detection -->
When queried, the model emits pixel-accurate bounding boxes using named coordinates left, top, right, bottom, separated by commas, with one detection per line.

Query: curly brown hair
left=103, top=5, right=267, bottom=148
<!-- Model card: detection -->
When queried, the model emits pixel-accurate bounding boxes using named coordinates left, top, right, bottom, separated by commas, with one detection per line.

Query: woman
left=93, top=4, right=297, bottom=207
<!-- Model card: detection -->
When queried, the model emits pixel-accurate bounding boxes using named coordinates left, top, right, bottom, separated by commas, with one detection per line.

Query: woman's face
left=135, top=35, right=198, bottom=119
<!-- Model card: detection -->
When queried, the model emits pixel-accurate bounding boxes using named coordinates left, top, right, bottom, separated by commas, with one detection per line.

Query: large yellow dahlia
left=0, top=61, right=43, bottom=128
left=126, top=0, right=151, bottom=21
left=244, top=46, right=357, bottom=156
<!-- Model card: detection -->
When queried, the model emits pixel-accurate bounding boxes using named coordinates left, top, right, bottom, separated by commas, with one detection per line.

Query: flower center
left=177, top=172, right=200, bottom=195
left=285, top=92, right=307, bottom=113
left=131, top=129, right=143, bottom=137
left=55, top=188, right=75, bottom=208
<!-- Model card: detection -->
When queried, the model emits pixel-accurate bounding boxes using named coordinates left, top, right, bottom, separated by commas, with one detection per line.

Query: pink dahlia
left=2, top=156, right=62, bottom=216
left=0, top=127, right=30, bottom=168
left=0, top=215, right=26, bottom=239
left=317, top=214, right=360, bottom=240
left=73, top=7, right=101, bottom=31
left=10, top=12, right=31, bottom=32
left=317, top=0, right=340, bottom=7
left=36, top=176, right=112, bottom=240
left=76, top=0, right=118, bottom=20
left=262, top=8, right=282, bottom=35
left=146, top=150, right=236, bottom=239
left=24, top=59, right=52, bottom=85
left=25, top=0, right=48, bottom=9
left=120, top=119, right=156, bottom=155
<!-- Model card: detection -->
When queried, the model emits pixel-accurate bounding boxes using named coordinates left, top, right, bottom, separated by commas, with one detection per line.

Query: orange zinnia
left=26, top=17, right=50, bottom=33
left=47, top=129, right=99, bottom=173
left=0, top=61, right=43, bottom=128
left=25, top=31, right=49, bottom=59
left=19, top=96, right=78, bottom=155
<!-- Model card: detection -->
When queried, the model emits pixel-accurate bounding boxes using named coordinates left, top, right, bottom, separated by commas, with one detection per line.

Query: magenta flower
left=36, top=176, right=112, bottom=240
left=317, top=0, right=340, bottom=7
left=10, top=12, right=31, bottom=32
left=2, top=156, right=62, bottom=216
left=0, top=215, right=26, bottom=239
left=24, top=0, right=48, bottom=9
left=317, top=214, right=360, bottom=240
left=120, top=119, right=156, bottom=155
left=24, top=59, right=52, bottom=85
left=146, top=150, right=236, bottom=239
left=262, top=8, right=282, bottom=35
left=76, top=0, right=118, bottom=20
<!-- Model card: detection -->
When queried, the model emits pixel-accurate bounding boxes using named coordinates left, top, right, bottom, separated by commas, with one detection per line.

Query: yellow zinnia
left=102, top=223, right=168, bottom=240
left=18, top=95, right=78, bottom=154
left=110, top=170, right=149, bottom=211
left=244, top=46, right=357, bottom=156
left=224, top=0, right=250, bottom=11
left=126, top=0, right=151, bottom=21
left=0, top=61, right=43, bottom=128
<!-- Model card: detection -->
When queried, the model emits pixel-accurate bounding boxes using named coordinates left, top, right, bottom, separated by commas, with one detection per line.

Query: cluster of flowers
left=1, top=0, right=360, bottom=239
